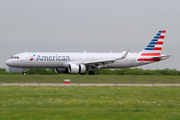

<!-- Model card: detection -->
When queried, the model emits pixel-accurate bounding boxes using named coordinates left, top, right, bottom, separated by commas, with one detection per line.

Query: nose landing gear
left=22, top=69, right=26, bottom=75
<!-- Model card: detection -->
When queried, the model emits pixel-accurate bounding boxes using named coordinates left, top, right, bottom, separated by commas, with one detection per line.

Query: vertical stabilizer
left=140, top=30, right=166, bottom=55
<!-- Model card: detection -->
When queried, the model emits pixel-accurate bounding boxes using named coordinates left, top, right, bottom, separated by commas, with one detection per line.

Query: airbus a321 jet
left=6, top=30, right=171, bottom=75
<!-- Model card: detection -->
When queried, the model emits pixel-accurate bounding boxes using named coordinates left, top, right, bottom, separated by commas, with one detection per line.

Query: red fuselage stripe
left=137, top=58, right=160, bottom=61
left=141, top=53, right=161, bottom=56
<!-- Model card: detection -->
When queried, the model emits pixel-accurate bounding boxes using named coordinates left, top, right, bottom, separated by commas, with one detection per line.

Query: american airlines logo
left=30, top=54, right=36, bottom=61
left=36, top=55, right=70, bottom=61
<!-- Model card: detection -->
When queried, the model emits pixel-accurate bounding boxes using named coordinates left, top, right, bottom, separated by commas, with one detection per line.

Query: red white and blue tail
left=138, top=30, right=171, bottom=62
left=141, top=30, right=166, bottom=55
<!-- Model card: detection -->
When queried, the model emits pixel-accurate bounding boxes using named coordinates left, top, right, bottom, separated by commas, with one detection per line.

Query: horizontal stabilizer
left=152, top=55, right=172, bottom=59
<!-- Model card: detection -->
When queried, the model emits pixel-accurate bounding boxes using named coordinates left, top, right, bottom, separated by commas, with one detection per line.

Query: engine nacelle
left=79, top=64, right=86, bottom=74
left=55, top=68, right=68, bottom=74
left=68, top=64, right=86, bottom=74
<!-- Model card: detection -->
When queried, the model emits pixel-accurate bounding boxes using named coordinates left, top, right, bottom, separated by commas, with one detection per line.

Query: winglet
left=116, top=49, right=129, bottom=60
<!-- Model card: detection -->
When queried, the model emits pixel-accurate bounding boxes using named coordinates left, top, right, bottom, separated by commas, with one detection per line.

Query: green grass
left=0, top=86, right=180, bottom=120
left=0, top=75, right=180, bottom=84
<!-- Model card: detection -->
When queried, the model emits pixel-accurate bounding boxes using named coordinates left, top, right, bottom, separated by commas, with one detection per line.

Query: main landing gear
left=80, top=71, right=95, bottom=75
left=89, top=71, right=95, bottom=75
left=22, top=69, right=26, bottom=75
left=80, top=73, right=86, bottom=75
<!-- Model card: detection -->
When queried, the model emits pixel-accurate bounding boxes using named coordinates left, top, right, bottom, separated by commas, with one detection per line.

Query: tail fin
left=141, top=30, right=166, bottom=55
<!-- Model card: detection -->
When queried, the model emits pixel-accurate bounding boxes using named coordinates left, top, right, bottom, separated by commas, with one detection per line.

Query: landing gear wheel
left=23, top=69, right=26, bottom=75
left=23, top=72, right=26, bottom=75
left=80, top=73, right=86, bottom=75
left=89, top=71, right=95, bottom=75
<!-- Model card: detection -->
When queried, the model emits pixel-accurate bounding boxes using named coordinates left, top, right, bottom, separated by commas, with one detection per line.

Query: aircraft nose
left=5, top=59, right=13, bottom=66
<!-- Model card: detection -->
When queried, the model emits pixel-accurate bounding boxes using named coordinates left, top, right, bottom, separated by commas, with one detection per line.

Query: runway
left=0, top=83, right=180, bottom=86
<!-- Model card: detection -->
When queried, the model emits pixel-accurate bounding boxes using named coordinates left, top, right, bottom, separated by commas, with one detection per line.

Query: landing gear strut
left=89, top=71, right=95, bottom=75
left=22, top=69, right=26, bottom=75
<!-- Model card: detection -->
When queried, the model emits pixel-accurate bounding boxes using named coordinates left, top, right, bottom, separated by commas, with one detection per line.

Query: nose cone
left=5, top=59, right=13, bottom=66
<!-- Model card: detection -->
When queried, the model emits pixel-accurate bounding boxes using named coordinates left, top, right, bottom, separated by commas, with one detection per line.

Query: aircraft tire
left=89, top=71, right=95, bottom=75
left=80, top=73, right=86, bottom=75
left=23, top=72, right=26, bottom=75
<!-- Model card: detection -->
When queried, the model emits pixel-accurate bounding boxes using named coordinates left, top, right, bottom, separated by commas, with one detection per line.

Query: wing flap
left=81, top=59, right=116, bottom=67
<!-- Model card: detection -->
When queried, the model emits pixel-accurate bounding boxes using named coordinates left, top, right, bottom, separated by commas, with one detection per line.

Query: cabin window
left=10, top=56, right=19, bottom=59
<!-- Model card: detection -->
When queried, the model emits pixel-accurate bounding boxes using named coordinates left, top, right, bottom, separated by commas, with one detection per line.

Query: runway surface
left=0, top=83, right=180, bottom=86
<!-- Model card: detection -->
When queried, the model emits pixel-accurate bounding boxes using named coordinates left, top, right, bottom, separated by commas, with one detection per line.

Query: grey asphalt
left=0, top=83, right=180, bottom=86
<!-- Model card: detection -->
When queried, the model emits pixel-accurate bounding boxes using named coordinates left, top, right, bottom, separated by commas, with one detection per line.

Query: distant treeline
left=95, top=68, right=180, bottom=75
left=0, top=68, right=180, bottom=75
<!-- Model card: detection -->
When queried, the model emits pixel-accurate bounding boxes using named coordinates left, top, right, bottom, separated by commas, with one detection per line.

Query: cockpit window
left=10, top=56, right=19, bottom=59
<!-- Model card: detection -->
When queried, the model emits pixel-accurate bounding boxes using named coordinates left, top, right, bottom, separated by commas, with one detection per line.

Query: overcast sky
left=0, top=0, right=180, bottom=70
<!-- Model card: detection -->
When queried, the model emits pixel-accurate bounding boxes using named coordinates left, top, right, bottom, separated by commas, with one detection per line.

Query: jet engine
left=68, top=64, right=86, bottom=74
left=55, top=68, right=69, bottom=74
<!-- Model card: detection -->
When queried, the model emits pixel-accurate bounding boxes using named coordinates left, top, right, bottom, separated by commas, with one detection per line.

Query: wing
left=76, top=50, right=129, bottom=68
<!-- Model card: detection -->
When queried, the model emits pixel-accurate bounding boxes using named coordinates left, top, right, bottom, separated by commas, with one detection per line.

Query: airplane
left=5, top=30, right=171, bottom=75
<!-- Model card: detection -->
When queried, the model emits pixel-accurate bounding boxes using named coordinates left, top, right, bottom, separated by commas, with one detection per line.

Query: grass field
left=0, top=86, right=180, bottom=120
left=0, top=75, right=180, bottom=84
